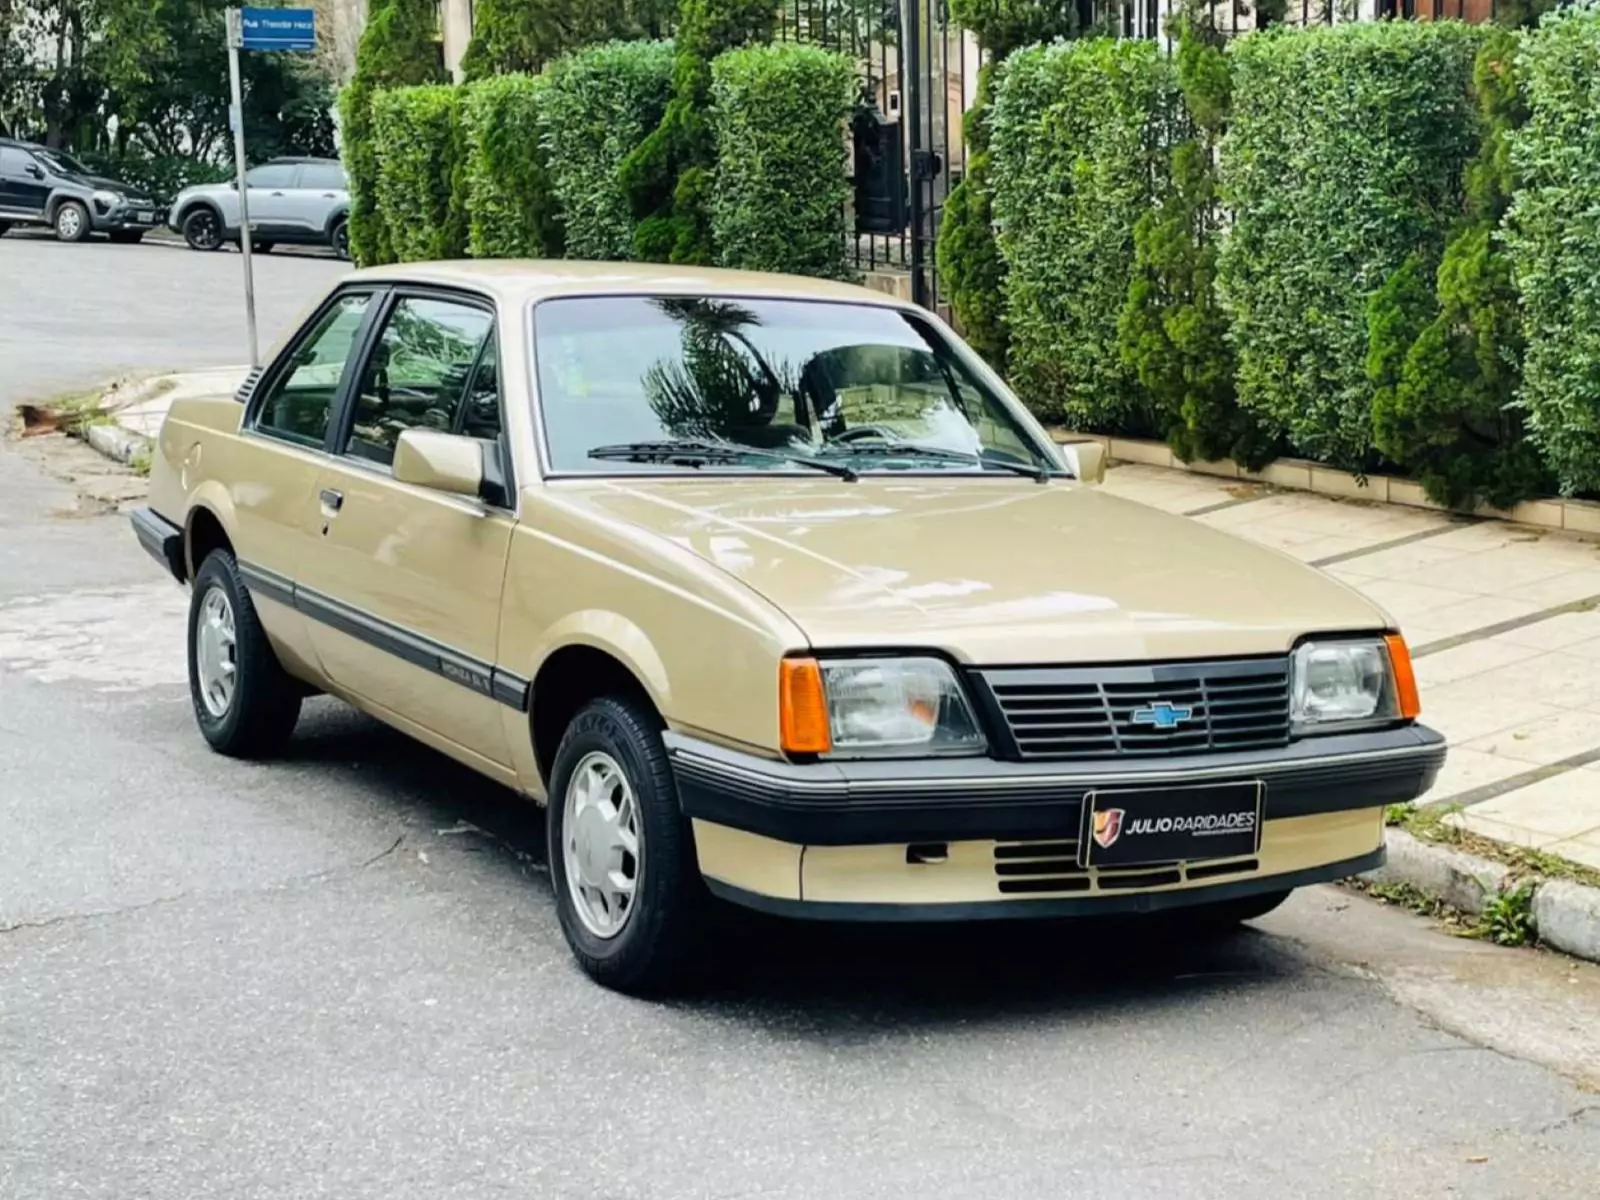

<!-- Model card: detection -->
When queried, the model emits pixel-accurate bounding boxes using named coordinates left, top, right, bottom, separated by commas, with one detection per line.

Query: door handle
left=319, top=488, right=344, bottom=514
left=270, top=190, right=286, bottom=196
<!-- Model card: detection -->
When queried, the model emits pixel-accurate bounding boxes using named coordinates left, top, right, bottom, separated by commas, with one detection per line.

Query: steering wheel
left=827, top=424, right=904, bottom=445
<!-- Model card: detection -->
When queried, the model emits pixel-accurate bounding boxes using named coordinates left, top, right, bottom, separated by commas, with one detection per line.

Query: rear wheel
left=187, top=549, right=302, bottom=758
left=329, top=218, right=350, bottom=261
left=0, top=220, right=11, bottom=236
left=252, top=240, right=274, bottom=253
left=108, top=230, right=143, bottom=245
left=547, top=696, right=711, bottom=994
left=53, top=200, right=91, bottom=243
left=182, top=207, right=222, bottom=251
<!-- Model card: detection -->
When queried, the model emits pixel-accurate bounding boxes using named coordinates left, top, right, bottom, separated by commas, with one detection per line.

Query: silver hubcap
left=59, top=207, right=81, bottom=236
left=562, top=751, right=642, bottom=939
left=195, top=586, right=238, bottom=718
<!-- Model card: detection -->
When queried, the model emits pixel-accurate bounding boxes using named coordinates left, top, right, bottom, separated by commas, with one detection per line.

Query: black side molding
left=130, top=507, right=186, bottom=583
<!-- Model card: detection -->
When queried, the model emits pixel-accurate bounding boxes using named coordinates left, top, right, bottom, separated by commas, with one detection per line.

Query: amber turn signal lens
left=779, top=658, right=831, bottom=755
left=1385, top=633, right=1421, bottom=720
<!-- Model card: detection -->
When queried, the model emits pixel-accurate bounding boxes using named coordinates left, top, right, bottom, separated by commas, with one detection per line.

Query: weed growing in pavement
left=1477, top=881, right=1538, bottom=947
left=129, top=444, right=153, bottom=477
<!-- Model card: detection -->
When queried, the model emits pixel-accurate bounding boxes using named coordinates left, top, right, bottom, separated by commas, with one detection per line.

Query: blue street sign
left=240, top=6, right=316, bottom=52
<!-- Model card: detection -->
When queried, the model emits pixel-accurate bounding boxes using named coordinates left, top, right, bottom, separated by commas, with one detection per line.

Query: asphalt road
left=5, top=241, right=1600, bottom=1199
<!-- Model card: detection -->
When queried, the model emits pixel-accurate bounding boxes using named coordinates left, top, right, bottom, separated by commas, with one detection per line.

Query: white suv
left=170, top=157, right=350, bottom=259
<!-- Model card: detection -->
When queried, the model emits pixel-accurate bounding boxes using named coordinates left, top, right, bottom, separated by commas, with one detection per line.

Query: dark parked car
left=0, top=138, right=161, bottom=243
left=169, top=157, right=351, bottom=258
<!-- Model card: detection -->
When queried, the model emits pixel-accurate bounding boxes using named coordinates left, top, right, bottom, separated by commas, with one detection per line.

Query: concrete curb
left=1361, top=829, right=1600, bottom=965
left=84, top=421, right=152, bottom=466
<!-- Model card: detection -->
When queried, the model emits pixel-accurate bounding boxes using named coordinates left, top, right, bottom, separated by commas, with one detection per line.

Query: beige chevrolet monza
left=132, top=262, right=1443, bottom=992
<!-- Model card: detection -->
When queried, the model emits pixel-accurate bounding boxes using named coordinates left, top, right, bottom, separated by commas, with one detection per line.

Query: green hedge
left=1506, top=7, right=1600, bottom=495
left=460, top=74, right=564, bottom=259
left=990, top=38, right=1176, bottom=430
left=370, top=85, right=468, bottom=263
left=1217, top=22, right=1485, bottom=467
left=709, top=43, right=855, bottom=278
left=541, top=40, right=675, bottom=261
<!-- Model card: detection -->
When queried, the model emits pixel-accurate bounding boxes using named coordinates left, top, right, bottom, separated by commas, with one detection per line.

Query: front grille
left=978, top=657, right=1291, bottom=760
left=993, top=838, right=1259, bottom=895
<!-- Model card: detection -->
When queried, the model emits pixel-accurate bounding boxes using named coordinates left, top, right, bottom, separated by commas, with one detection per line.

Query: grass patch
left=1478, top=881, right=1538, bottom=947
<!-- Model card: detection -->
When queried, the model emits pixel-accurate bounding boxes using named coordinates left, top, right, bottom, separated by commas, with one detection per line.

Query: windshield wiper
left=587, top=439, right=858, bottom=481
left=824, top=440, right=1050, bottom=482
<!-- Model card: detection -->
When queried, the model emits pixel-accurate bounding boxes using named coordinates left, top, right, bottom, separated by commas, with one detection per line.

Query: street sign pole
left=225, top=7, right=259, bottom=367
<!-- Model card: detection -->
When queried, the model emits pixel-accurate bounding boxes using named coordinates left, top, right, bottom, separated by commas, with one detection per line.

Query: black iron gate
left=777, top=0, right=974, bottom=316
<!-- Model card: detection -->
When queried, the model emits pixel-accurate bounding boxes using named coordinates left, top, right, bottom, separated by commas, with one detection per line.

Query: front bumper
left=91, top=202, right=163, bottom=232
left=667, top=724, right=1445, bottom=847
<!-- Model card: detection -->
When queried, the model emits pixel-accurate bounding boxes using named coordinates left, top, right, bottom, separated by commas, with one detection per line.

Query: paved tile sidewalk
left=1103, top=463, right=1600, bottom=872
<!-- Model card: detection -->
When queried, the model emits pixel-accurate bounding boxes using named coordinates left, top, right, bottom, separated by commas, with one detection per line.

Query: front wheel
left=0, top=220, right=11, bottom=237
left=53, top=200, right=91, bottom=243
left=547, top=696, right=710, bottom=994
left=187, top=550, right=302, bottom=758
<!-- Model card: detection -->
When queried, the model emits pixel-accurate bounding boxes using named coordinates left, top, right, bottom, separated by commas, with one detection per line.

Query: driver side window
left=344, top=295, right=495, bottom=467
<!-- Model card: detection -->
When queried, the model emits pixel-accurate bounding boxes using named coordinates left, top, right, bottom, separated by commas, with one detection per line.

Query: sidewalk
left=93, top=372, right=1600, bottom=876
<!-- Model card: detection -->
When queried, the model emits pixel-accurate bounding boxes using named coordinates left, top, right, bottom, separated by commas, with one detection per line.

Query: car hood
left=548, top=477, right=1390, bottom=664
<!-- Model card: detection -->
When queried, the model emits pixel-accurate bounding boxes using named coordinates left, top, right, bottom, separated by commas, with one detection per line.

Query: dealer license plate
left=1079, top=782, right=1263, bottom=868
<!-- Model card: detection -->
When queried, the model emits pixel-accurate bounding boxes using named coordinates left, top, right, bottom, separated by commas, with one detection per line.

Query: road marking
left=1184, top=494, right=1274, bottom=517
left=1422, top=746, right=1600, bottom=810
left=1410, top=594, right=1600, bottom=659
left=1310, top=521, right=1472, bottom=568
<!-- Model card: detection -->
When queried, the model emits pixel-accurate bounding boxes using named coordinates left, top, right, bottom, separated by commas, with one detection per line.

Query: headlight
left=1291, top=635, right=1418, bottom=734
left=92, top=189, right=122, bottom=209
left=779, top=656, right=987, bottom=758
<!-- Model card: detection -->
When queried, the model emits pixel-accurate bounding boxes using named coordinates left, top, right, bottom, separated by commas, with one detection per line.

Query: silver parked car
left=169, top=156, right=350, bottom=259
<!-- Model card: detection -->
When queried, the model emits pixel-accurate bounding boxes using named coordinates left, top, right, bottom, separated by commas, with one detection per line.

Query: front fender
left=526, top=611, right=672, bottom=715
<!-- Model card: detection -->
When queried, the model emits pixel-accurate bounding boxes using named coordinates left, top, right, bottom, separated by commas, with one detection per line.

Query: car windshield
left=532, top=296, right=1061, bottom=477
left=35, top=148, right=87, bottom=175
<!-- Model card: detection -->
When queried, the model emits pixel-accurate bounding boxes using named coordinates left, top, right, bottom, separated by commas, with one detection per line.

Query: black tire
left=182, top=206, right=223, bottom=251
left=547, top=696, right=711, bottom=994
left=187, top=549, right=302, bottom=758
left=53, top=200, right=91, bottom=243
left=0, top=220, right=11, bottom=236
left=108, top=230, right=144, bottom=245
left=252, top=240, right=274, bottom=253
left=329, top=218, right=350, bottom=261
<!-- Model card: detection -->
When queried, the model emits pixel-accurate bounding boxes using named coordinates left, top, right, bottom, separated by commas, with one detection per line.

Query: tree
left=460, top=0, right=670, bottom=80
left=1366, top=30, right=1548, bottom=509
left=339, top=0, right=446, bottom=266
left=1118, top=5, right=1274, bottom=468
left=618, top=0, right=774, bottom=265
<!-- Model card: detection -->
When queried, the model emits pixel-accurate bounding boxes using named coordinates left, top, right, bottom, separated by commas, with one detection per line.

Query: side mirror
left=1062, top=441, right=1107, bottom=485
left=393, top=429, right=484, bottom=498
left=26, top=163, right=44, bottom=179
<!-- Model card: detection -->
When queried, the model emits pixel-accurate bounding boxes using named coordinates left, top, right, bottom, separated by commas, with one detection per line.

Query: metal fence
left=782, top=0, right=1501, bottom=316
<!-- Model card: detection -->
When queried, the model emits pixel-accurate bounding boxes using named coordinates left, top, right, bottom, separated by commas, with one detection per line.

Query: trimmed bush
left=1505, top=6, right=1600, bottom=495
left=461, top=0, right=670, bottom=80
left=990, top=38, right=1176, bottom=430
left=370, top=85, right=468, bottom=263
left=1217, top=21, right=1485, bottom=467
left=542, top=40, right=676, bottom=261
left=709, top=43, right=855, bottom=279
left=339, top=0, right=447, bottom=267
left=461, top=74, right=564, bottom=259
left=937, top=66, right=1010, bottom=371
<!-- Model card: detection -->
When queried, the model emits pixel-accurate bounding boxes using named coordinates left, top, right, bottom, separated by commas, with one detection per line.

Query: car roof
left=267, top=156, right=342, bottom=165
left=345, top=260, right=910, bottom=308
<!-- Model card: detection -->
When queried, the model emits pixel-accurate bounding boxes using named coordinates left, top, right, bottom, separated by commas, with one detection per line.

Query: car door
left=229, top=286, right=380, bottom=676
left=242, top=162, right=300, bottom=236
left=287, top=162, right=344, bottom=239
left=298, top=289, right=517, bottom=772
left=0, top=147, right=47, bottom=217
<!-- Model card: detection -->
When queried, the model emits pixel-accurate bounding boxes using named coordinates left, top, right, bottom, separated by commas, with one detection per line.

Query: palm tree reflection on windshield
left=643, top=298, right=802, bottom=449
